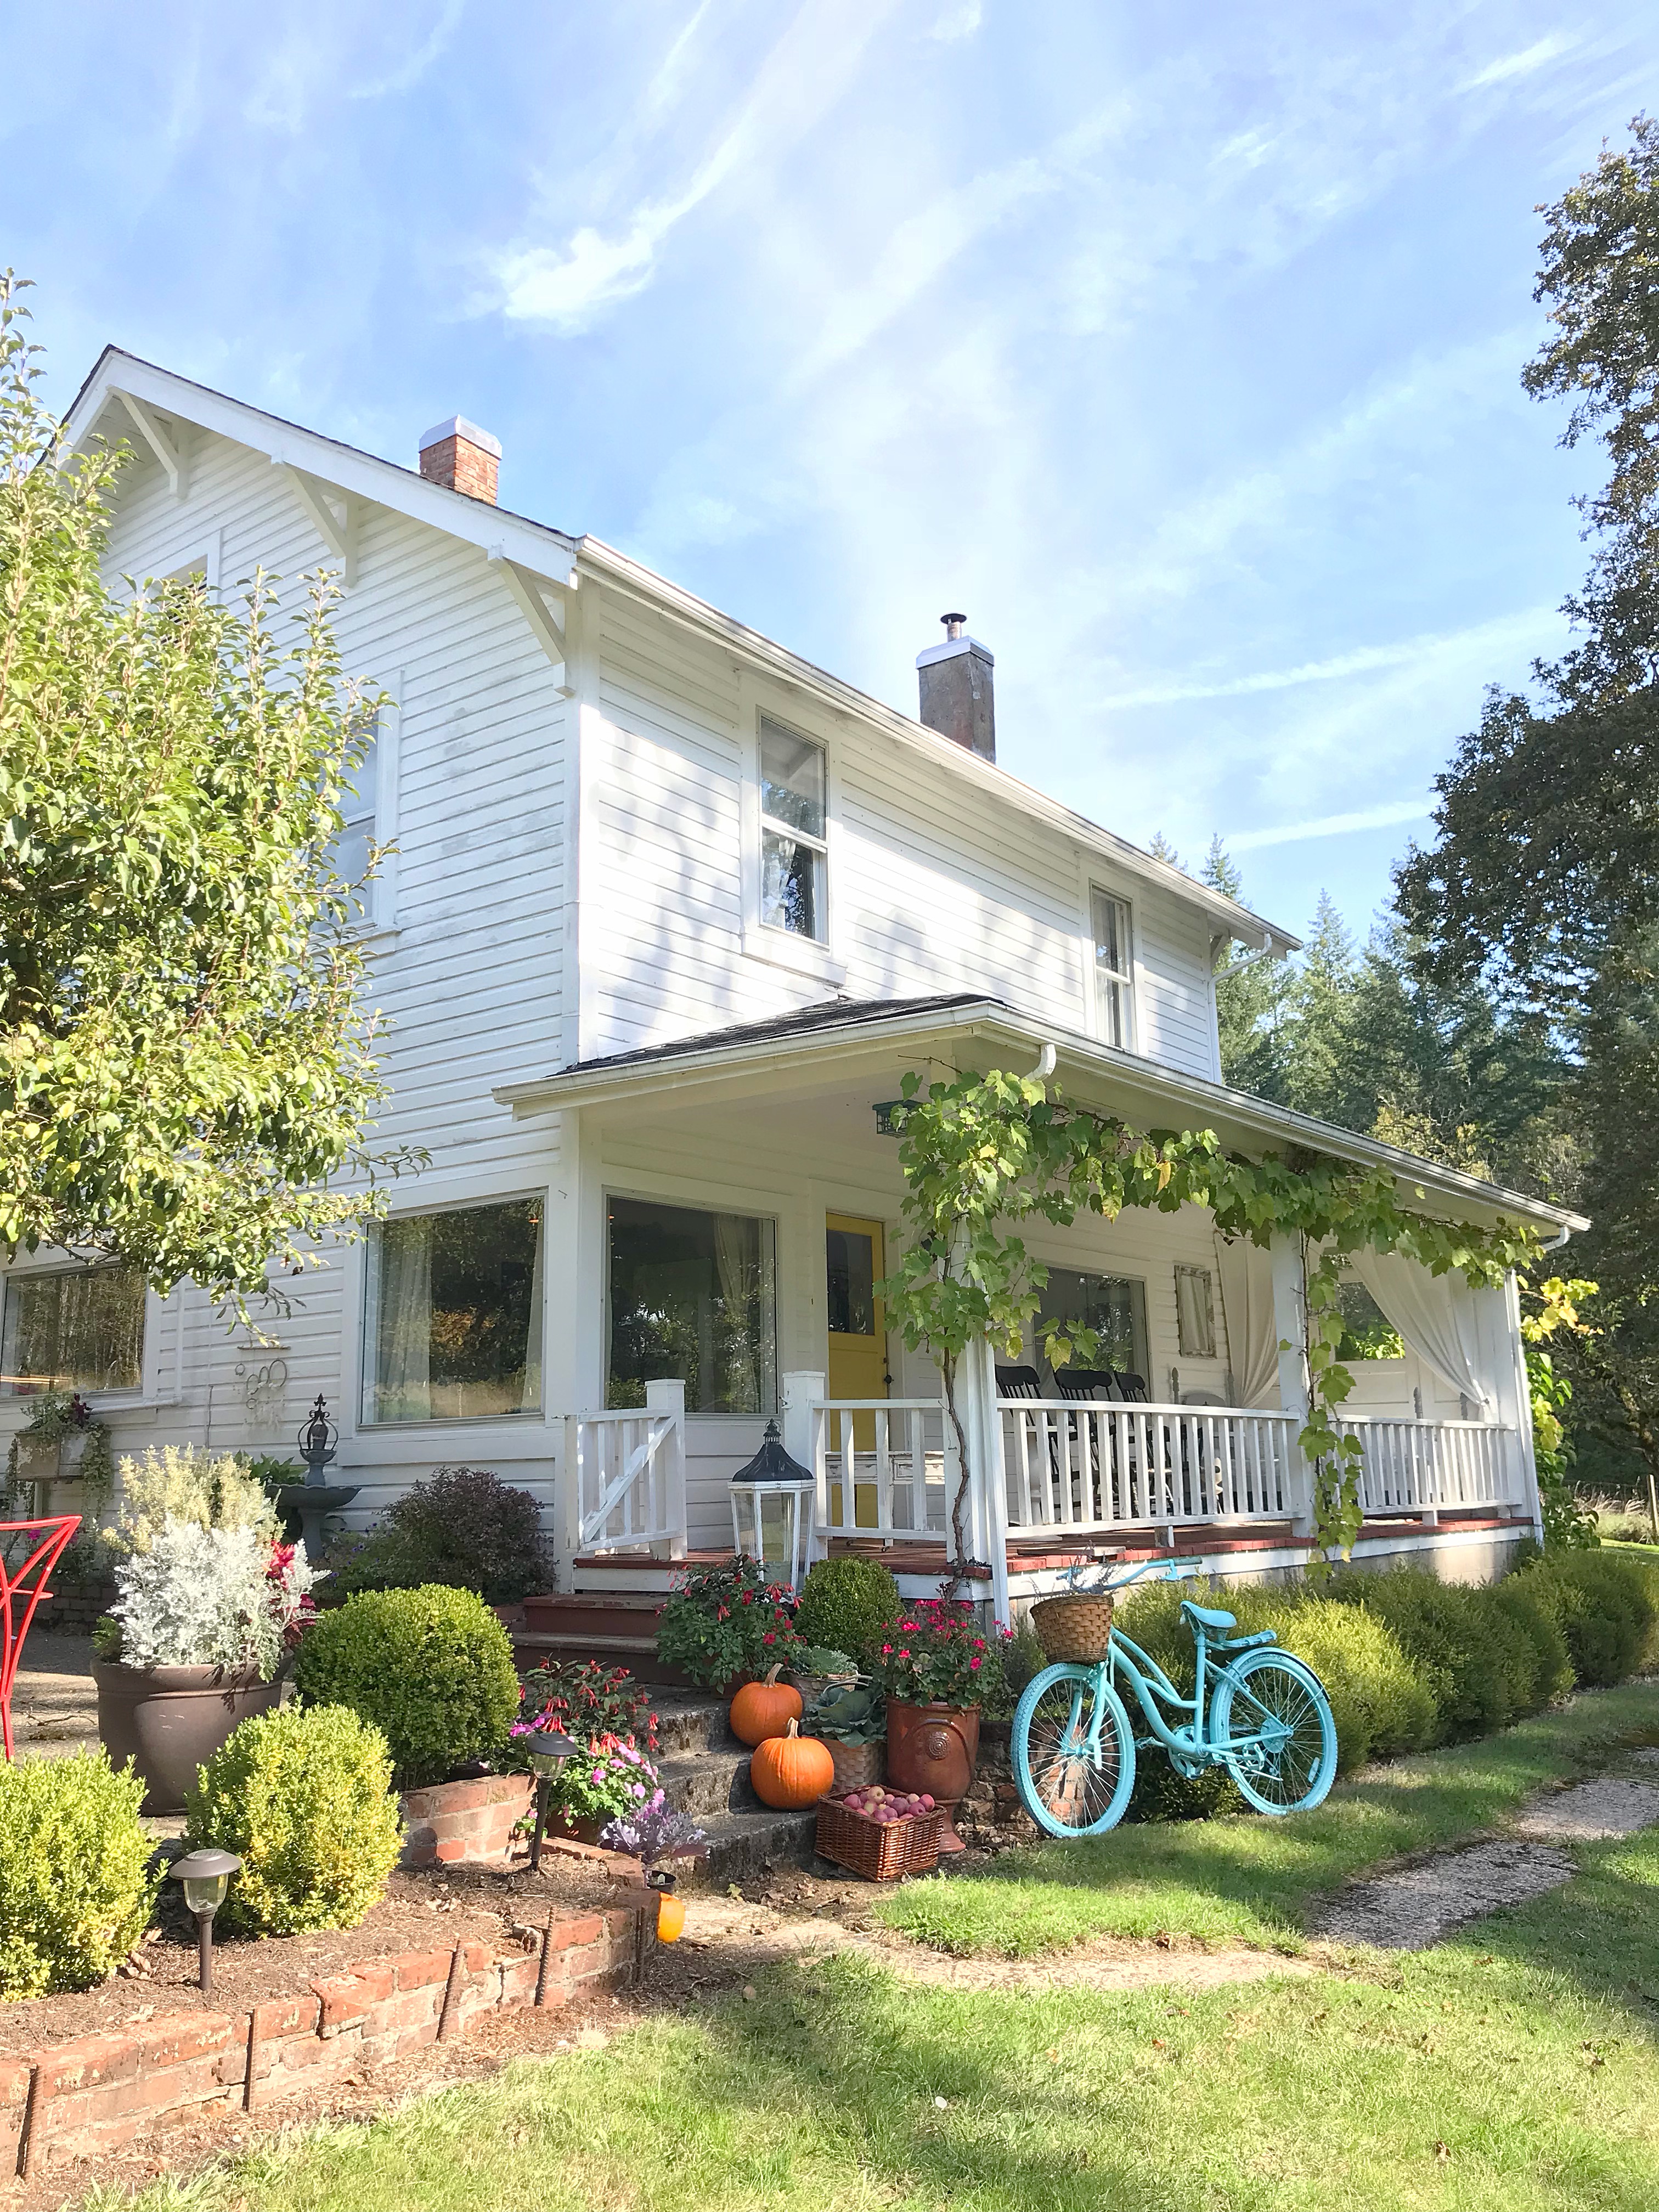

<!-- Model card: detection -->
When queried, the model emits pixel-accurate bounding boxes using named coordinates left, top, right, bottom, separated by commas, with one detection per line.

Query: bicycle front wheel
left=1210, top=1650, right=1337, bottom=1815
left=1012, top=1664, right=1136, bottom=1838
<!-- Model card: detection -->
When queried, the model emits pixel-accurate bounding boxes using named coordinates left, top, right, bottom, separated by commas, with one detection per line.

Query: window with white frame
left=1174, top=1263, right=1217, bottom=1358
left=1091, top=887, right=1134, bottom=1047
left=1, top=1265, right=146, bottom=1396
left=362, top=1197, right=543, bottom=1424
left=330, top=711, right=380, bottom=920
left=607, top=1197, right=777, bottom=1415
left=758, top=715, right=828, bottom=943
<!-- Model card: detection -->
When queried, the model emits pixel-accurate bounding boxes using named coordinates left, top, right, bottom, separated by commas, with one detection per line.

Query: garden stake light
left=523, top=1727, right=578, bottom=1871
left=170, top=1848, right=241, bottom=1997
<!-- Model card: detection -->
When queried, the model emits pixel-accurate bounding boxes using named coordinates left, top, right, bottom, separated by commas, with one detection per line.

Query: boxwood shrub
left=294, top=1584, right=521, bottom=1788
left=793, top=1556, right=902, bottom=1668
left=1515, top=1550, right=1657, bottom=1686
left=0, top=1750, right=157, bottom=1997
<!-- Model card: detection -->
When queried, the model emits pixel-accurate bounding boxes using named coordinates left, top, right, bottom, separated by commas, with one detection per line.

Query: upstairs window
left=1091, top=888, right=1134, bottom=1047
left=759, top=716, right=827, bottom=943
left=1, top=1265, right=146, bottom=1396
left=330, top=712, right=380, bottom=920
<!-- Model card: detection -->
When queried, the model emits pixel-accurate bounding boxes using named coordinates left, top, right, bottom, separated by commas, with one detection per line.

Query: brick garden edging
left=1, top=1900, right=651, bottom=2180
left=398, top=1773, right=535, bottom=1869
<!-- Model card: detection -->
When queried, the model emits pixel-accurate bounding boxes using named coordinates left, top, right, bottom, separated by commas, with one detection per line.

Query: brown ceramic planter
left=399, top=1772, right=537, bottom=1868
left=884, top=1701, right=981, bottom=1853
left=93, top=1658, right=283, bottom=1814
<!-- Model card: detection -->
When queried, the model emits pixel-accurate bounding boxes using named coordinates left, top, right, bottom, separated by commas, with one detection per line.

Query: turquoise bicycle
left=1012, top=1561, right=1338, bottom=1836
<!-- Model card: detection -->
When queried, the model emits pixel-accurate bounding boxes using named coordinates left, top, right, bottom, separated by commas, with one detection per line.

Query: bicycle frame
left=1060, top=1557, right=1246, bottom=1769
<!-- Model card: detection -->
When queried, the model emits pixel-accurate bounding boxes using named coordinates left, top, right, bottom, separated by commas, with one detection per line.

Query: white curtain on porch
left=1346, top=1248, right=1488, bottom=1409
left=1214, top=1235, right=1279, bottom=1408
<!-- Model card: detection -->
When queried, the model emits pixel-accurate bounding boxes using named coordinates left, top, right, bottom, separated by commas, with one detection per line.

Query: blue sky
left=10, top=2, right=1657, bottom=946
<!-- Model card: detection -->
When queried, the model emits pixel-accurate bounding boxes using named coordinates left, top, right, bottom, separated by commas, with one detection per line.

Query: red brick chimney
left=418, top=416, right=501, bottom=503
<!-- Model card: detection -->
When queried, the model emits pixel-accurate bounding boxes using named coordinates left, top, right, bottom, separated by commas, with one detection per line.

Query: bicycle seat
left=1181, top=1600, right=1237, bottom=1634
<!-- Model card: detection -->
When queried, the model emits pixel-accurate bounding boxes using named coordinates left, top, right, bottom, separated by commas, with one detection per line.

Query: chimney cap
left=940, top=612, right=967, bottom=637
left=418, top=414, right=503, bottom=460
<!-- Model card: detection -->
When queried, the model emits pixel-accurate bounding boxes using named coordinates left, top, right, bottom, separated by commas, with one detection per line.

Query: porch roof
left=494, top=994, right=1588, bottom=1240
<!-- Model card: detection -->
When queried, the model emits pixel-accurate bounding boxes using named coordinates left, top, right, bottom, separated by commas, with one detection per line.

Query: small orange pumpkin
left=656, top=1889, right=686, bottom=1943
left=729, top=1666, right=803, bottom=1748
left=750, top=1718, right=835, bottom=1810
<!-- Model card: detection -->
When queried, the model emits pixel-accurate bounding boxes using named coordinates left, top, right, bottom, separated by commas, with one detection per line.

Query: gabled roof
left=63, top=347, right=1300, bottom=957
left=494, top=992, right=1585, bottom=1239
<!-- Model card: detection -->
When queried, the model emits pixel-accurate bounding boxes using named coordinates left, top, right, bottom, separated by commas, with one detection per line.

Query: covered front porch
left=496, top=995, right=1564, bottom=1618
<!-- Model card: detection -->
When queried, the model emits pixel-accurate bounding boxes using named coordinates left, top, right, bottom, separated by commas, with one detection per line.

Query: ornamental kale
left=601, top=1790, right=706, bottom=1865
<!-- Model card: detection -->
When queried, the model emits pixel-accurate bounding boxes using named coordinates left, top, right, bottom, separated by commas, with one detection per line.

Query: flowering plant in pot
left=514, top=1658, right=660, bottom=1755
left=507, top=1726, right=661, bottom=1843
left=601, top=1792, right=706, bottom=1942
left=654, top=1553, right=802, bottom=1690
left=92, top=1517, right=321, bottom=1813
left=873, top=1599, right=1012, bottom=1854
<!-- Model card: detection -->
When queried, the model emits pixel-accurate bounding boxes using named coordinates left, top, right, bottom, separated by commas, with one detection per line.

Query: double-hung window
left=1091, top=888, right=1134, bottom=1047
left=330, top=712, right=380, bottom=920
left=759, top=716, right=828, bottom=943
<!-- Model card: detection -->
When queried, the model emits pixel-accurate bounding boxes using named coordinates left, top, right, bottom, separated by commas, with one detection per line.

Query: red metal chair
left=1, top=1515, right=82, bottom=1762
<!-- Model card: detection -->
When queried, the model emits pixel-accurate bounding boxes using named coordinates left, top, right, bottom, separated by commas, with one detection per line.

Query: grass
left=878, top=1679, right=1659, bottom=1957
left=96, top=1822, right=1659, bottom=2211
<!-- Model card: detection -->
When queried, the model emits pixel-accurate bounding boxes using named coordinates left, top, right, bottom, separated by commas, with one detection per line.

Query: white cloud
left=929, top=1, right=983, bottom=41
left=351, top=0, right=469, bottom=101
left=1225, top=799, right=1436, bottom=853
left=1464, top=33, right=1578, bottom=90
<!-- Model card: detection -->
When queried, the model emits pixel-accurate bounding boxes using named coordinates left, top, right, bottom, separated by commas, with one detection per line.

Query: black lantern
left=729, top=1421, right=816, bottom=1592
left=522, top=1728, right=579, bottom=1872
left=170, top=1848, right=241, bottom=1996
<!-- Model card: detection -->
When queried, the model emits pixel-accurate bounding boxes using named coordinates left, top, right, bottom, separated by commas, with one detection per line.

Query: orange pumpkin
left=750, top=1718, right=835, bottom=1810
left=729, top=1666, right=803, bottom=1748
left=656, top=1890, right=686, bottom=1943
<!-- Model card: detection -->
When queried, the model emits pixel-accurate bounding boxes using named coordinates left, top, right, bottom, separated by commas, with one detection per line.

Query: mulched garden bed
left=0, top=1852, right=626, bottom=2058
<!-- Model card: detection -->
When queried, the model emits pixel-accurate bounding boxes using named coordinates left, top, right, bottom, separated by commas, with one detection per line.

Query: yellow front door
left=825, top=1214, right=888, bottom=1526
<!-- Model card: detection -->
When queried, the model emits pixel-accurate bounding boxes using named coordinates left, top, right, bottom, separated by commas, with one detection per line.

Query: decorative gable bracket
left=111, top=388, right=188, bottom=500
left=273, top=459, right=358, bottom=586
left=488, top=548, right=576, bottom=697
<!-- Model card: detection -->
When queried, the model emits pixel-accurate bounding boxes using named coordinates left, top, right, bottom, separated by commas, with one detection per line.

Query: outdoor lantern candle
left=169, top=1848, right=241, bottom=1997
left=523, top=1727, right=579, bottom=1872
left=729, top=1421, right=816, bottom=1593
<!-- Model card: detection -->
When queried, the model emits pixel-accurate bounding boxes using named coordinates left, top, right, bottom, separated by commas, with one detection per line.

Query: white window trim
left=354, top=1180, right=549, bottom=1434
left=739, top=684, right=847, bottom=988
left=603, top=1183, right=782, bottom=1422
left=1086, top=881, right=1138, bottom=1052
left=0, top=1255, right=153, bottom=1412
left=340, top=676, right=403, bottom=943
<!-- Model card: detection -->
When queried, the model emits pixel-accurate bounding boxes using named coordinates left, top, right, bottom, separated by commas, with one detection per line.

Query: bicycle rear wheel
left=1012, top=1664, right=1136, bottom=1838
left=1210, top=1650, right=1336, bottom=1815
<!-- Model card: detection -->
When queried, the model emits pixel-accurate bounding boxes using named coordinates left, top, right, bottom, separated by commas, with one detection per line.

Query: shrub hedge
left=0, top=1751, right=157, bottom=1997
left=186, top=1704, right=403, bottom=1936
left=294, top=1584, right=521, bottom=1788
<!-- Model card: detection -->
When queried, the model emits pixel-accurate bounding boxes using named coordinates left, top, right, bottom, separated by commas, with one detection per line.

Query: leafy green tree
left=0, top=274, right=399, bottom=1301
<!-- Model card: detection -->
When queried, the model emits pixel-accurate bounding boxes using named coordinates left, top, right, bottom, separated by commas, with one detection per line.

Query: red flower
left=762, top=1632, right=776, bottom=1646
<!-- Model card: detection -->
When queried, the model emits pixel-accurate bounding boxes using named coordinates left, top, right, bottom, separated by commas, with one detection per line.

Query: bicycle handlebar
left=1064, top=1555, right=1187, bottom=1596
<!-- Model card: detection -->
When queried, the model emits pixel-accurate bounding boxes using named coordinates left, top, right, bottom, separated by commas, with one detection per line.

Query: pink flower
left=969, top=1656, right=982, bottom=1670
left=762, top=1632, right=776, bottom=1646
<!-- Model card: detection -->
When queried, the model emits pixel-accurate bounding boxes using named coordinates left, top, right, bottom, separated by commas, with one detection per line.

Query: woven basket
left=826, top=1738, right=884, bottom=1793
left=1030, top=1592, right=1115, bottom=1663
left=814, top=1795, right=943, bottom=1881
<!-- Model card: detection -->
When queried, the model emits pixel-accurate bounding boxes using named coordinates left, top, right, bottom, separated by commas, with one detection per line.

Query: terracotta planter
left=884, top=1701, right=981, bottom=1854
left=825, top=1737, right=884, bottom=1793
left=93, top=1658, right=283, bottom=1814
left=399, top=1772, right=536, bottom=1868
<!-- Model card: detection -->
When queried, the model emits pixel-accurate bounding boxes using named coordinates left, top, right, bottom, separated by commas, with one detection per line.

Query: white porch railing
left=1345, top=1414, right=1519, bottom=1519
left=811, top=1400, right=955, bottom=1542
left=564, top=1379, right=687, bottom=1559
left=1000, top=1400, right=1305, bottom=1538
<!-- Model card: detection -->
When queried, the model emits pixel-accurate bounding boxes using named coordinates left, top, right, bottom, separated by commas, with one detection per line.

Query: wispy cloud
left=352, top=0, right=469, bottom=101
left=1096, top=607, right=1556, bottom=709
left=1226, top=800, right=1436, bottom=853
left=1464, top=33, right=1578, bottom=90
left=491, top=0, right=901, bottom=331
left=929, top=1, right=983, bottom=41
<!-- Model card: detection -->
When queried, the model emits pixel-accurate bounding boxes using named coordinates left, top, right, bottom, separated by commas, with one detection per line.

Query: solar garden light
left=170, top=1848, right=241, bottom=1996
left=523, top=1728, right=579, bottom=1872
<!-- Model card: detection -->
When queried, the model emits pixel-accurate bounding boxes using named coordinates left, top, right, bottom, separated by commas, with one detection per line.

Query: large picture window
left=759, top=715, right=828, bottom=943
left=363, top=1198, right=543, bottom=1424
left=1036, top=1267, right=1148, bottom=1384
left=607, top=1197, right=776, bottom=1415
left=1, top=1265, right=146, bottom=1396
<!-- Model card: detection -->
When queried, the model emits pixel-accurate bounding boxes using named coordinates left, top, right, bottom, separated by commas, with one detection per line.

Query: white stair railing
left=563, top=1379, right=687, bottom=1563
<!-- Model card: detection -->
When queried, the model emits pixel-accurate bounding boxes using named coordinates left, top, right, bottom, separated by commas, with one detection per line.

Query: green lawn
left=99, top=1822, right=1659, bottom=2212
left=879, top=1680, right=1659, bottom=1957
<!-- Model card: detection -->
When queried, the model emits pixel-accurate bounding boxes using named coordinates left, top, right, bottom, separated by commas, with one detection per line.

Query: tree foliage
left=0, top=273, right=403, bottom=1300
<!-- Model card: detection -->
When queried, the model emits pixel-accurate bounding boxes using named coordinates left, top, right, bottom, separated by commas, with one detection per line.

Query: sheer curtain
left=371, top=1220, right=433, bottom=1422
left=1347, top=1248, right=1488, bottom=1408
left=1214, top=1237, right=1280, bottom=1408
left=519, top=1210, right=545, bottom=1412
left=714, top=1212, right=760, bottom=1413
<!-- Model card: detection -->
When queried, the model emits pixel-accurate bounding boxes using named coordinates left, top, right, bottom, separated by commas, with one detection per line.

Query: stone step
left=692, top=1805, right=821, bottom=1885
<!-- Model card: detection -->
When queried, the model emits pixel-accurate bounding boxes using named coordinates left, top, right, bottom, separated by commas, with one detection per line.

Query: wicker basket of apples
left=814, top=1784, right=945, bottom=1881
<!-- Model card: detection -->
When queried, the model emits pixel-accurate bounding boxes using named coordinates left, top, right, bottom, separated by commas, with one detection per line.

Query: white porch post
left=1269, top=1234, right=1315, bottom=1540
left=645, top=1378, right=688, bottom=1558
left=957, top=1336, right=1011, bottom=1630
left=1495, top=1272, right=1544, bottom=1544
left=781, top=1370, right=825, bottom=1570
left=543, top=1104, right=605, bottom=1585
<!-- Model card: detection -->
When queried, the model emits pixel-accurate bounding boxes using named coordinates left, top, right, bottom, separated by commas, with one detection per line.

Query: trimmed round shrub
left=325, top=1467, right=546, bottom=1604
left=185, top=1705, right=403, bottom=1936
left=1326, top=1570, right=1539, bottom=1741
left=294, top=1584, right=521, bottom=1788
left=0, top=1751, right=156, bottom=1996
left=1491, top=1578, right=1575, bottom=1709
left=1517, top=1551, right=1656, bottom=1686
left=793, top=1557, right=901, bottom=1667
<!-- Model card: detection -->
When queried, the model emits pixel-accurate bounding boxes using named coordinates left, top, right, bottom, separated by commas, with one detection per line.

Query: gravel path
left=1514, top=1777, right=1659, bottom=1839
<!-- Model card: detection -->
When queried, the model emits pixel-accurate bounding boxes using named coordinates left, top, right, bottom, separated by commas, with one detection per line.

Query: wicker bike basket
left=814, top=1795, right=944, bottom=1881
left=1029, top=1592, right=1115, bottom=1663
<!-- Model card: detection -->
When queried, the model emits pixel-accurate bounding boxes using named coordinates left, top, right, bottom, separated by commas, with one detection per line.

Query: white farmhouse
left=2, top=352, right=1583, bottom=1630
